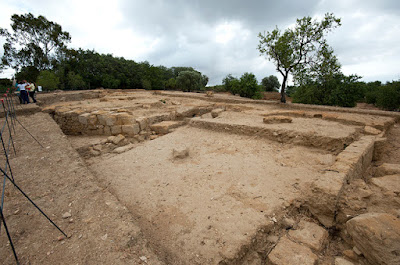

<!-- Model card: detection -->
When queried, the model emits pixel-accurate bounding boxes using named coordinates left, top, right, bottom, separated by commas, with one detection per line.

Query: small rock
left=62, top=212, right=72, bottom=219
left=173, top=147, right=189, bottom=159
left=334, top=257, right=355, bottom=265
left=267, top=235, right=279, bottom=244
left=342, top=249, right=358, bottom=261
left=150, top=135, right=158, bottom=140
left=57, top=235, right=64, bottom=241
left=101, top=234, right=108, bottom=240
left=13, top=209, right=19, bottom=215
left=282, top=217, right=296, bottom=229
left=352, top=246, right=362, bottom=256
left=112, top=134, right=125, bottom=145
left=139, top=256, right=147, bottom=262
left=211, top=108, right=224, bottom=118
left=69, top=218, right=74, bottom=223
left=78, top=234, right=83, bottom=239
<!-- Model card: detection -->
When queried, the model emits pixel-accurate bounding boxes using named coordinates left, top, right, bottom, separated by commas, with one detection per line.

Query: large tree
left=0, top=13, right=71, bottom=72
left=257, top=13, right=341, bottom=103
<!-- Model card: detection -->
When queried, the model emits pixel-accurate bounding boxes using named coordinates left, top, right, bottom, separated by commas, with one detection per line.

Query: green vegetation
left=222, top=73, right=263, bottom=99
left=258, top=13, right=341, bottom=103
left=36, top=70, right=60, bottom=90
left=0, top=13, right=208, bottom=92
left=261, top=75, right=280, bottom=92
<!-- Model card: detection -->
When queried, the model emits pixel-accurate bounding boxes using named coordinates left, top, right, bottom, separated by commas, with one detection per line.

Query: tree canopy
left=261, top=75, right=280, bottom=92
left=0, top=13, right=71, bottom=72
left=258, top=13, right=341, bottom=103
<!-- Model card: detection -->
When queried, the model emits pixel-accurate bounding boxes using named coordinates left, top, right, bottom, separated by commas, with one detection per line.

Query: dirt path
left=0, top=113, right=162, bottom=265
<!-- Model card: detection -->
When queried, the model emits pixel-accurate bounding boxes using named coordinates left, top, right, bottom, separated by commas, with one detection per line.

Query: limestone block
left=111, top=134, right=125, bottom=145
left=78, top=113, right=91, bottom=124
left=117, top=113, right=135, bottom=125
left=150, top=121, right=182, bottom=134
left=268, top=237, right=318, bottom=265
left=373, top=137, right=387, bottom=161
left=371, top=174, right=400, bottom=194
left=87, top=114, right=97, bottom=125
left=263, top=116, right=292, bottom=124
left=211, top=108, right=224, bottom=118
left=136, top=117, right=148, bottom=131
left=288, top=220, right=328, bottom=251
left=375, top=163, right=400, bottom=177
left=111, top=125, right=122, bottom=135
left=346, top=213, right=400, bottom=265
left=305, top=171, right=345, bottom=227
left=121, top=124, right=140, bottom=136
left=364, top=126, right=382, bottom=135
left=104, top=126, right=111, bottom=136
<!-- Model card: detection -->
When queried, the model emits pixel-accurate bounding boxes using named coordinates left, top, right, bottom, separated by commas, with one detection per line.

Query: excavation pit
left=4, top=89, right=400, bottom=264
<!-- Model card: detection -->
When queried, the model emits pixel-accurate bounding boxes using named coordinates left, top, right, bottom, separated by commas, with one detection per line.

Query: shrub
left=36, top=70, right=60, bottom=90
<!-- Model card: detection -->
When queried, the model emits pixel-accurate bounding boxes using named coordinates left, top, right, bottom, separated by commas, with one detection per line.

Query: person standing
left=27, top=81, right=37, bottom=103
left=17, top=80, right=30, bottom=104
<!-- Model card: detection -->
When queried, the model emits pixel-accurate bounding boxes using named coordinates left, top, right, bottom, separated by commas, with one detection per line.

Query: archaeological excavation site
left=1, top=89, right=399, bottom=265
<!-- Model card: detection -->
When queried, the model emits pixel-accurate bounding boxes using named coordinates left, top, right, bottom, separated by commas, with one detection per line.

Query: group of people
left=16, top=80, right=37, bottom=104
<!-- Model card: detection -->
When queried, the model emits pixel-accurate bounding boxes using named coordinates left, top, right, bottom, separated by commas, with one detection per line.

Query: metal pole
left=0, top=167, right=68, bottom=238
left=0, top=206, right=20, bottom=264
left=1, top=99, right=17, bottom=156
left=14, top=117, right=44, bottom=149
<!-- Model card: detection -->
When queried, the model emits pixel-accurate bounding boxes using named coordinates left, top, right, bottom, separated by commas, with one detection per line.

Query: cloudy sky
left=0, top=0, right=399, bottom=85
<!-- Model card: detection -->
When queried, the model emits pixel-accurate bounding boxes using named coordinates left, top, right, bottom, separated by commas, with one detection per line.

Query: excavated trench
left=43, top=90, right=400, bottom=265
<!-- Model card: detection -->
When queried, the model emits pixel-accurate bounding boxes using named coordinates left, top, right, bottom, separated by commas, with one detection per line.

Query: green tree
left=67, top=71, right=86, bottom=89
left=258, top=13, right=341, bottom=103
left=0, top=13, right=71, bottom=72
left=376, top=81, right=400, bottom=110
left=176, top=71, right=201, bottom=92
left=15, top=66, right=40, bottom=83
left=36, top=70, right=60, bottom=90
left=261, top=75, right=280, bottom=91
left=239, top=72, right=262, bottom=99
left=223, top=74, right=240, bottom=95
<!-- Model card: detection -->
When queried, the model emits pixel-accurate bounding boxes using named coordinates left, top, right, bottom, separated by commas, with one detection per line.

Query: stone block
left=305, top=171, right=345, bottom=227
left=87, top=114, right=97, bottom=126
left=111, top=134, right=125, bottom=145
left=268, top=237, right=318, bottom=265
left=373, top=137, right=387, bottom=161
left=375, top=163, right=400, bottom=177
left=78, top=113, right=91, bottom=125
left=111, top=125, right=122, bottom=135
left=346, top=213, right=400, bottom=265
left=371, top=174, right=400, bottom=194
left=103, top=126, right=111, bottom=136
left=263, top=116, right=292, bottom=124
left=288, top=220, right=328, bottom=251
left=117, top=113, right=135, bottom=125
left=113, top=144, right=134, bottom=154
left=136, top=117, right=148, bottom=131
left=121, top=124, right=140, bottom=136
left=364, top=126, right=382, bottom=135
left=150, top=121, right=182, bottom=134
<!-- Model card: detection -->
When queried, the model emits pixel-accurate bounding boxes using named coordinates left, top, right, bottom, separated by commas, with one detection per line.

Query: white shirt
left=18, top=83, right=27, bottom=91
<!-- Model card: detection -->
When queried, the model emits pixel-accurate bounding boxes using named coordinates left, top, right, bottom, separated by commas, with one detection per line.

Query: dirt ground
left=0, top=90, right=399, bottom=265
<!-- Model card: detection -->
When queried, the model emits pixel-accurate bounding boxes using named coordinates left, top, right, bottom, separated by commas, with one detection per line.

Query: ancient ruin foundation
left=2, top=89, right=400, bottom=265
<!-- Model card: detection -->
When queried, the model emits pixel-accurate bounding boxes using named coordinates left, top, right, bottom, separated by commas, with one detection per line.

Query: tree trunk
left=280, top=74, right=287, bottom=103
